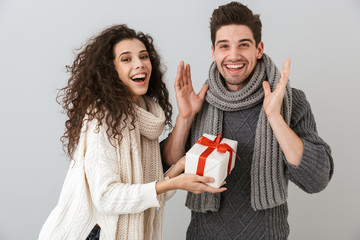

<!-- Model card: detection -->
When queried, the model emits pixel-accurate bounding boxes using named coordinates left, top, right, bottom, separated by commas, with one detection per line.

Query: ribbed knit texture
left=39, top=96, right=170, bottom=240
left=115, top=96, right=166, bottom=240
left=186, top=54, right=293, bottom=211
left=186, top=89, right=333, bottom=240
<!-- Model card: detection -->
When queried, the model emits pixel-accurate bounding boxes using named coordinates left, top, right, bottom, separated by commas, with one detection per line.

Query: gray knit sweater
left=185, top=88, right=333, bottom=240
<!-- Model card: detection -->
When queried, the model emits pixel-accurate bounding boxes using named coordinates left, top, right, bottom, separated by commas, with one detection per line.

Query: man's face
left=212, top=24, right=264, bottom=91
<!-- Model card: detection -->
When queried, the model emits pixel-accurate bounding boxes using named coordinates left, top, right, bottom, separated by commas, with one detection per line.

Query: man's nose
left=229, top=48, right=240, bottom=60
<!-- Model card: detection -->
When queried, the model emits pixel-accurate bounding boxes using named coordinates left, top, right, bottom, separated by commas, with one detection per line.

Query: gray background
left=1, top=0, right=359, bottom=239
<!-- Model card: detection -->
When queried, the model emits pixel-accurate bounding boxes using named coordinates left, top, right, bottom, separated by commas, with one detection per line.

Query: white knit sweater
left=39, top=96, right=174, bottom=240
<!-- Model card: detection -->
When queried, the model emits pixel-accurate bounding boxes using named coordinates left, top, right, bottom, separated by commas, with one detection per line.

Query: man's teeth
left=226, top=64, right=244, bottom=69
left=131, top=74, right=146, bottom=80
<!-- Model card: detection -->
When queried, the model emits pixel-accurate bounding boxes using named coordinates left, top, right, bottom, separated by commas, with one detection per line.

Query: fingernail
left=209, top=178, right=214, bottom=182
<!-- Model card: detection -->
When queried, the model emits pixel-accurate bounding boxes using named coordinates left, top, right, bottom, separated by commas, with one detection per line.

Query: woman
left=39, top=24, right=225, bottom=240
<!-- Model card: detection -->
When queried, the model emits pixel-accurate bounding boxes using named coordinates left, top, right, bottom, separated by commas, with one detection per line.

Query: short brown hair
left=210, top=2, right=262, bottom=46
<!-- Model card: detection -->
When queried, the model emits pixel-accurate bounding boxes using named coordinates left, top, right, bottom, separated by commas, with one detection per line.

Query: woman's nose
left=134, top=57, right=144, bottom=69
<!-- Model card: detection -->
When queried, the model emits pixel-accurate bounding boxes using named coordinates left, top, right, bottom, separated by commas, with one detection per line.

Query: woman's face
left=113, top=38, right=152, bottom=104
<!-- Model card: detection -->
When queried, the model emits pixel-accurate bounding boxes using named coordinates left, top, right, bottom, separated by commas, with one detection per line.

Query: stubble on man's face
left=211, top=24, right=263, bottom=91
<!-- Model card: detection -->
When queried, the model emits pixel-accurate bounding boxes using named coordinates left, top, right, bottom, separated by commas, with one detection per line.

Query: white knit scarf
left=185, top=54, right=292, bottom=211
left=115, top=96, right=166, bottom=239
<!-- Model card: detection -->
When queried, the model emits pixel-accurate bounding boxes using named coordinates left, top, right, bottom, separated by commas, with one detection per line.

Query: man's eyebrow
left=215, top=38, right=254, bottom=46
left=239, top=38, right=254, bottom=44
left=215, top=40, right=229, bottom=46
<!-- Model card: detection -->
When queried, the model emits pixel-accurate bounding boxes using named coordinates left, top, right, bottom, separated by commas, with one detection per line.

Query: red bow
left=195, top=134, right=240, bottom=176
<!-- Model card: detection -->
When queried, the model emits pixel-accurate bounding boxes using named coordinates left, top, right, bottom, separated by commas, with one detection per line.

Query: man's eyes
left=218, top=43, right=249, bottom=49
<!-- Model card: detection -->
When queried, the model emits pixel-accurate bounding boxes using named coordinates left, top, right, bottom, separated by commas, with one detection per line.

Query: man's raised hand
left=175, top=61, right=209, bottom=119
left=262, top=57, right=291, bottom=118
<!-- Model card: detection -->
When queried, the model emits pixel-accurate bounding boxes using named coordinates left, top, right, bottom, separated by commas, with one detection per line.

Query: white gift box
left=185, top=134, right=238, bottom=188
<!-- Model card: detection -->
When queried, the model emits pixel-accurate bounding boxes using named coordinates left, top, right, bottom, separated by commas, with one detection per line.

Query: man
left=162, top=2, right=333, bottom=239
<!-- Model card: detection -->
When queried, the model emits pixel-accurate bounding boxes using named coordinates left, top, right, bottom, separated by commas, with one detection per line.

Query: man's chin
left=223, top=77, right=250, bottom=91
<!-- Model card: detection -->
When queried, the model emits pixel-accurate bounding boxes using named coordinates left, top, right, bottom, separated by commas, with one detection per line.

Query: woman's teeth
left=131, top=74, right=146, bottom=81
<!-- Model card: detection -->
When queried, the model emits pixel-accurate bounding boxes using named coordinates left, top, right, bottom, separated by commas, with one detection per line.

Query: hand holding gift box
left=185, top=134, right=239, bottom=188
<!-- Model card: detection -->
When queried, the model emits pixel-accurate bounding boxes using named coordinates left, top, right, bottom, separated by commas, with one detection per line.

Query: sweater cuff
left=285, top=139, right=331, bottom=193
left=145, top=181, right=161, bottom=208
left=163, top=176, right=176, bottom=201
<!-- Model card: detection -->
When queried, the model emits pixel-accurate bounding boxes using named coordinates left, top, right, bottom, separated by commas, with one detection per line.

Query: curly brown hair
left=57, top=24, right=172, bottom=159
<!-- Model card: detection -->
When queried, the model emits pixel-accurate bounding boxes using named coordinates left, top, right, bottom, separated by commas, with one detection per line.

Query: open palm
left=262, top=58, right=291, bottom=117
left=175, top=61, right=208, bottom=119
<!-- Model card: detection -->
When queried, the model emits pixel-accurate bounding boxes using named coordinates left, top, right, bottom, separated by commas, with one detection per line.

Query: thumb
left=198, top=175, right=214, bottom=183
left=198, top=84, right=209, bottom=100
left=262, top=81, right=271, bottom=98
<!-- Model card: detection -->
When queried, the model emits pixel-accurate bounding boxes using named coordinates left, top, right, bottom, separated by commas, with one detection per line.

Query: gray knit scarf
left=185, top=53, right=292, bottom=211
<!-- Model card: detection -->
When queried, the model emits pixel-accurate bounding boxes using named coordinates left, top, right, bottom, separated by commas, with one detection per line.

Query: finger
left=220, top=181, right=227, bottom=187
left=279, top=57, right=291, bottom=88
left=175, top=61, right=184, bottom=91
left=283, top=57, right=291, bottom=76
left=262, top=81, right=271, bottom=98
left=181, top=62, right=187, bottom=87
left=215, top=187, right=227, bottom=193
left=181, top=61, right=186, bottom=88
left=198, top=84, right=209, bottom=100
left=196, top=175, right=215, bottom=183
left=185, top=63, right=191, bottom=86
left=205, top=185, right=227, bottom=193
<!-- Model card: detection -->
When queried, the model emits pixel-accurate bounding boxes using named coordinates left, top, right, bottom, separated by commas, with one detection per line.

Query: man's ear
left=211, top=45, right=216, bottom=61
left=256, top=41, right=264, bottom=59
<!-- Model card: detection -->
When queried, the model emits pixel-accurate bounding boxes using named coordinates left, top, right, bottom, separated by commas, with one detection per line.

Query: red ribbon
left=195, top=134, right=240, bottom=176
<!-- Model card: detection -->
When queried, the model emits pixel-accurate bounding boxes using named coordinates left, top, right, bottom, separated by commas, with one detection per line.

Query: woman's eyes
left=121, top=55, right=149, bottom=62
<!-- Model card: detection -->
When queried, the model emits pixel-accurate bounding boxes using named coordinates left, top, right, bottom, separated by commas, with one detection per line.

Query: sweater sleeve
left=159, top=138, right=172, bottom=172
left=284, top=88, right=334, bottom=193
left=83, top=119, right=160, bottom=215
